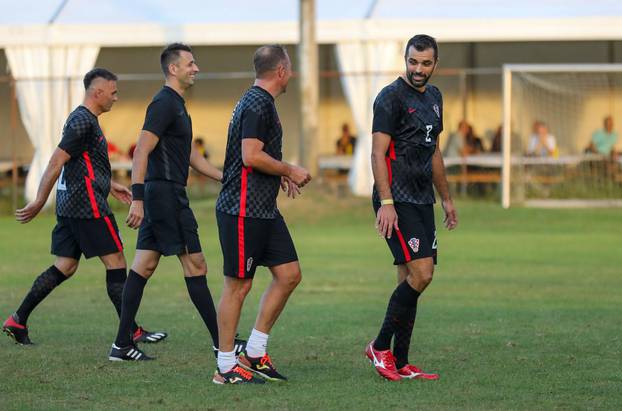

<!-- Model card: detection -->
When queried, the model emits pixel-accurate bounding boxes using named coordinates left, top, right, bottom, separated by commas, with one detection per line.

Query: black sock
left=184, top=275, right=219, bottom=349
left=393, top=305, right=418, bottom=369
left=15, top=266, right=68, bottom=325
left=114, top=270, right=147, bottom=347
left=106, top=269, right=139, bottom=333
left=374, top=280, right=420, bottom=351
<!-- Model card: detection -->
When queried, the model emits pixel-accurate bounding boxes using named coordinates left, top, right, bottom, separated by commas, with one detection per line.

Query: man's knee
left=101, top=252, right=127, bottom=270
left=280, top=269, right=302, bottom=290
left=225, top=278, right=253, bottom=302
left=54, top=258, right=79, bottom=277
left=406, top=262, right=434, bottom=288
left=184, top=255, right=207, bottom=277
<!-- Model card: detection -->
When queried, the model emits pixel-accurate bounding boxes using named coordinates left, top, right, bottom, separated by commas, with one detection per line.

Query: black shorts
left=373, top=202, right=437, bottom=265
left=216, top=211, right=298, bottom=279
left=51, top=215, right=124, bottom=259
left=137, top=181, right=202, bottom=256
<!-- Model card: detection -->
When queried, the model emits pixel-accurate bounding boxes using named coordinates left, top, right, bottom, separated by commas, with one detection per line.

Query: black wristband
left=131, top=183, right=145, bottom=201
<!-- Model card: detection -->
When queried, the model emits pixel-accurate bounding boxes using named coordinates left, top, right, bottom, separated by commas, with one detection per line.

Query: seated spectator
left=586, top=116, right=618, bottom=157
left=464, top=125, right=484, bottom=155
left=527, top=121, right=557, bottom=157
left=193, top=137, right=210, bottom=159
left=443, top=120, right=469, bottom=157
left=336, top=123, right=357, bottom=155
left=490, top=125, right=502, bottom=153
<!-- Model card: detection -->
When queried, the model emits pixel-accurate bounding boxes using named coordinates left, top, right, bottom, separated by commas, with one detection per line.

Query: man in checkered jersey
left=3, top=68, right=166, bottom=347
left=213, top=45, right=311, bottom=384
left=365, top=35, right=458, bottom=381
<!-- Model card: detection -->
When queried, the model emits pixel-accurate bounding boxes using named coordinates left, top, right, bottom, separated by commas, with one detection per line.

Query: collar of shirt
left=163, top=85, right=186, bottom=105
left=252, top=85, right=275, bottom=102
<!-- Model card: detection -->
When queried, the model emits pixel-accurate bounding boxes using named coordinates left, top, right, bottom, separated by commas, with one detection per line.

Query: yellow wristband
left=380, top=199, right=394, bottom=206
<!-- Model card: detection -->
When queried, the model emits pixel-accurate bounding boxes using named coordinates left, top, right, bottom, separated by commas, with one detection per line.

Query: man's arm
left=189, top=146, right=223, bottom=182
left=371, top=131, right=398, bottom=239
left=125, top=130, right=160, bottom=229
left=241, top=138, right=311, bottom=186
left=431, top=141, right=458, bottom=230
left=15, top=147, right=70, bottom=223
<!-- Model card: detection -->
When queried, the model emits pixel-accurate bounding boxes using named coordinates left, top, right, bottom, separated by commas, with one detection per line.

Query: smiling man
left=365, top=34, right=458, bottom=381
left=3, top=68, right=166, bottom=347
left=109, top=43, right=233, bottom=361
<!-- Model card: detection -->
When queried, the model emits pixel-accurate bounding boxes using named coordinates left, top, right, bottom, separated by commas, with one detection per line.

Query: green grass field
left=0, top=191, right=620, bottom=410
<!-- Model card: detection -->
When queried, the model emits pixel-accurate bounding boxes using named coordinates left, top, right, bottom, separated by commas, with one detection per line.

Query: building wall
left=1, top=41, right=621, bottom=166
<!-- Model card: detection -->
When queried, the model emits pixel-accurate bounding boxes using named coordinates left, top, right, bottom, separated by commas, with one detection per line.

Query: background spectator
left=335, top=123, right=357, bottom=155
left=527, top=121, right=557, bottom=157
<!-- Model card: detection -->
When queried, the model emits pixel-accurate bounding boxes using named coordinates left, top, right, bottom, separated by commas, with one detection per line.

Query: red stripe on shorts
left=103, top=215, right=123, bottom=252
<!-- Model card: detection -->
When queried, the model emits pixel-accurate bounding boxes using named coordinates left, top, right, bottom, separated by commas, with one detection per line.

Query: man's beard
left=407, top=70, right=430, bottom=88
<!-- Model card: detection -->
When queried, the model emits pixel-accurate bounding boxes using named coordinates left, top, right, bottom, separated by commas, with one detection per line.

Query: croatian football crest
left=246, top=257, right=253, bottom=272
left=433, top=104, right=440, bottom=118
left=408, top=238, right=420, bottom=253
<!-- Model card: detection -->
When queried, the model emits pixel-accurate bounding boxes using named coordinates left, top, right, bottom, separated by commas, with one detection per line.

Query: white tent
left=2, top=0, right=622, bottom=200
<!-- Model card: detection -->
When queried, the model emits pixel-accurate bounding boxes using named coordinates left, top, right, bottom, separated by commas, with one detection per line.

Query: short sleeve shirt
left=372, top=77, right=443, bottom=205
left=56, top=106, right=112, bottom=219
left=143, top=86, right=193, bottom=185
left=216, top=86, right=283, bottom=219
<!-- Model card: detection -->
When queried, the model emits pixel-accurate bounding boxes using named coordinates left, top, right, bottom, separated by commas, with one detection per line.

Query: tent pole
left=298, top=0, right=319, bottom=174
left=10, top=76, right=18, bottom=211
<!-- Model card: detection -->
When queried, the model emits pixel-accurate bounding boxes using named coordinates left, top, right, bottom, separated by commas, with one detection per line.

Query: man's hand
left=110, top=181, right=132, bottom=205
left=442, top=199, right=458, bottom=230
left=375, top=204, right=399, bottom=239
left=126, top=201, right=144, bottom=229
left=281, top=176, right=301, bottom=199
left=287, top=165, right=312, bottom=187
left=15, top=200, right=45, bottom=224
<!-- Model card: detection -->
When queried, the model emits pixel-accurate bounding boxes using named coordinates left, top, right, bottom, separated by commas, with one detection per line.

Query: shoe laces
left=233, top=366, right=253, bottom=380
left=379, top=350, right=398, bottom=371
left=259, top=354, right=274, bottom=369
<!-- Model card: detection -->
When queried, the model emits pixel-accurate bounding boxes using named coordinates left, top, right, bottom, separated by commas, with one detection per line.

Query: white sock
left=246, top=328, right=269, bottom=358
left=217, top=350, right=237, bottom=373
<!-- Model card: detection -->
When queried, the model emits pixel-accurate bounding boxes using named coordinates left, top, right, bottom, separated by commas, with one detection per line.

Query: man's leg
left=247, top=261, right=302, bottom=357
left=178, top=252, right=219, bottom=350
left=3, top=257, right=78, bottom=345
left=391, top=259, right=433, bottom=370
left=100, top=251, right=167, bottom=344
left=113, top=250, right=160, bottom=348
left=217, top=277, right=253, bottom=373
left=235, top=261, right=300, bottom=382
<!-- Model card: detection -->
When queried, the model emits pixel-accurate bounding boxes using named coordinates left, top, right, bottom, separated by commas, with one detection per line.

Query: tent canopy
left=1, top=0, right=622, bottom=47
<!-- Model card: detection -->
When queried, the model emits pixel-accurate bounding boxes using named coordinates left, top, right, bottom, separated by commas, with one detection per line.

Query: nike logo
left=408, top=107, right=416, bottom=113
left=229, top=377, right=242, bottom=383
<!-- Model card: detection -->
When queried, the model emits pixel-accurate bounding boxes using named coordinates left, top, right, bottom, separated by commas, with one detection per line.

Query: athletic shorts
left=373, top=202, right=437, bottom=265
left=137, top=181, right=202, bottom=256
left=216, top=210, right=298, bottom=279
left=51, top=215, right=123, bottom=259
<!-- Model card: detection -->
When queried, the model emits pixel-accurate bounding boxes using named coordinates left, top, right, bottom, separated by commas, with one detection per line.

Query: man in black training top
left=365, top=35, right=458, bottom=381
left=109, top=43, right=240, bottom=361
left=3, top=68, right=166, bottom=346
left=213, top=45, right=311, bottom=384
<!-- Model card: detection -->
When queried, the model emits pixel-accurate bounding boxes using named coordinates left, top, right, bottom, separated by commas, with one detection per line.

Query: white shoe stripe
left=147, top=336, right=157, bottom=341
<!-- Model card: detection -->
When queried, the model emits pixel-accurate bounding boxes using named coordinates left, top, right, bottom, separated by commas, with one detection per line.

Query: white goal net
left=502, top=64, right=622, bottom=208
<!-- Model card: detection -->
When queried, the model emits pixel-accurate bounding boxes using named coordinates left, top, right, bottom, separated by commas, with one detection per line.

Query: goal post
left=502, top=64, right=622, bottom=208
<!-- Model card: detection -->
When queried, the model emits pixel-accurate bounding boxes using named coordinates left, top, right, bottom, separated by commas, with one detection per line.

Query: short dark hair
left=83, top=68, right=117, bottom=89
left=404, top=34, right=438, bottom=60
left=253, top=44, right=289, bottom=78
left=160, top=43, right=193, bottom=76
